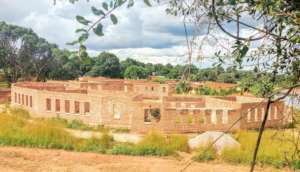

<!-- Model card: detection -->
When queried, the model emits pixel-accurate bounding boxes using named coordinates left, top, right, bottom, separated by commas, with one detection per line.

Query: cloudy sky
left=0, top=0, right=257, bottom=66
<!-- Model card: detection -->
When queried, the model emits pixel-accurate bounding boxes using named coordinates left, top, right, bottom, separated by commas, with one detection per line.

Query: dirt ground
left=0, top=146, right=289, bottom=172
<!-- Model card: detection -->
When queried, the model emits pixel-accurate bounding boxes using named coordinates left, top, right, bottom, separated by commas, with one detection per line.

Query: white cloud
left=0, top=0, right=261, bottom=67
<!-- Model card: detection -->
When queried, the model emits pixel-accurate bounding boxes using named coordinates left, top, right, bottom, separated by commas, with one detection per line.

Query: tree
left=0, top=21, right=56, bottom=82
left=87, top=52, right=121, bottom=78
left=120, top=58, right=144, bottom=77
left=175, top=81, right=192, bottom=94
left=124, top=65, right=147, bottom=79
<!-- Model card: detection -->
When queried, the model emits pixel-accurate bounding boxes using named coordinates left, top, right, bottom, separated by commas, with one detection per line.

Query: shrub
left=193, top=144, right=217, bottom=161
left=76, top=137, right=106, bottom=153
left=111, top=145, right=134, bottom=155
left=99, top=132, right=114, bottom=149
left=167, top=135, right=189, bottom=152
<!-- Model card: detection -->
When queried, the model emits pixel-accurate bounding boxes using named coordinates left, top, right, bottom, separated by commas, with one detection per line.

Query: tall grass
left=111, top=131, right=189, bottom=156
left=0, top=107, right=114, bottom=153
left=220, top=130, right=299, bottom=169
left=193, top=144, right=217, bottom=161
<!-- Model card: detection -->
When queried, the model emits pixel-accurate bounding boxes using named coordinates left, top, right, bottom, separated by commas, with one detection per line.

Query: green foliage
left=66, top=119, right=93, bottom=130
left=111, top=131, right=189, bottom=156
left=0, top=107, right=115, bottom=153
left=176, top=81, right=192, bottom=94
left=110, top=127, right=130, bottom=133
left=93, top=23, right=104, bottom=36
left=220, top=130, right=299, bottom=169
left=76, top=15, right=91, bottom=25
left=110, top=14, right=118, bottom=24
left=187, top=114, right=193, bottom=125
left=196, top=86, right=238, bottom=96
left=86, top=52, right=121, bottom=78
left=124, top=65, right=147, bottom=79
left=167, top=135, right=189, bottom=152
left=91, top=6, right=105, bottom=16
left=193, top=144, right=217, bottom=161
left=0, top=111, right=75, bottom=150
left=151, top=76, right=168, bottom=84
left=0, top=21, right=56, bottom=82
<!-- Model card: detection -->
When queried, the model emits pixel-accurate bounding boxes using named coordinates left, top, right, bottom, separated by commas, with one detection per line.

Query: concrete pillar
left=222, top=109, right=228, bottom=124
left=254, top=108, right=258, bottom=122
left=247, top=108, right=251, bottom=122
left=200, top=110, right=206, bottom=124
left=261, top=108, right=265, bottom=121
left=274, top=106, right=278, bottom=120
left=211, top=109, right=217, bottom=125
left=80, top=101, right=84, bottom=115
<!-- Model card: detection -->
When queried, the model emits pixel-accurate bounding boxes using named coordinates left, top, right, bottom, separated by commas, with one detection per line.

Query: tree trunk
left=250, top=97, right=272, bottom=172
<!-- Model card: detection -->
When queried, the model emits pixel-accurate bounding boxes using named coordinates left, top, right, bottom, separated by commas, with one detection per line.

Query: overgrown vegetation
left=193, top=143, right=217, bottom=161
left=196, top=86, right=239, bottom=96
left=192, top=130, right=300, bottom=169
left=111, top=131, right=189, bottom=156
left=0, top=107, right=190, bottom=157
left=222, top=130, right=299, bottom=169
left=0, top=107, right=114, bottom=152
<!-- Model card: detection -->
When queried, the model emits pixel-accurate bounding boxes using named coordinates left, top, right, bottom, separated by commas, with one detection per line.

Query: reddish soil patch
left=0, top=146, right=288, bottom=172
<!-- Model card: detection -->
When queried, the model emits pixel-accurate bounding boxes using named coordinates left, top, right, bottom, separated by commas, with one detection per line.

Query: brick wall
left=10, top=79, right=288, bottom=134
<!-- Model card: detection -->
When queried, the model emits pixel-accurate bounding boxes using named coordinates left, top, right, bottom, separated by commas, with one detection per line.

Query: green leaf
left=75, top=28, right=87, bottom=33
left=240, top=45, right=249, bottom=58
left=66, top=40, right=79, bottom=46
left=228, top=0, right=236, bottom=5
left=76, top=15, right=91, bottom=25
left=116, top=0, right=126, bottom=6
left=93, top=23, right=104, bottom=36
left=91, top=6, right=105, bottom=16
left=127, top=0, right=134, bottom=8
left=110, top=14, right=118, bottom=25
left=102, top=2, right=108, bottom=10
left=78, top=33, right=89, bottom=43
left=144, top=0, right=151, bottom=6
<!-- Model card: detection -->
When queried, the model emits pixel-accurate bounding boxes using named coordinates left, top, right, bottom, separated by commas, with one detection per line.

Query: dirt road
left=0, top=146, right=288, bottom=172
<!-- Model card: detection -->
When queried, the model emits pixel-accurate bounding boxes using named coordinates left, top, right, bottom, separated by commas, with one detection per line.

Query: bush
left=167, top=135, right=189, bottom=152
left=76, top=137, right=106, bottom=153
left=193, top=144, right=217, bottom=161
left=111, top=145, right=135, bottom=155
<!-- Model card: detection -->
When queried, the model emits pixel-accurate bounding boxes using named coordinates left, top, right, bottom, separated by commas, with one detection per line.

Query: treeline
left=0, top=21, right=292, bottom=97
left=0, top=21, right=256, bottom=84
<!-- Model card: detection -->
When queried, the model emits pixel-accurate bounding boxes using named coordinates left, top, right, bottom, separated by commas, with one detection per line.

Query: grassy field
left=193, top=130, right=300, bottom=169
left=0, top=105, right=299, bottom=170
left=0, top=106, right=189, bottom=156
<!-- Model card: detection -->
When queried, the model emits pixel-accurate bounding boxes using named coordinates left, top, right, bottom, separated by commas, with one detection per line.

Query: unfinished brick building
left=11, top=77, right=285, bottom=133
